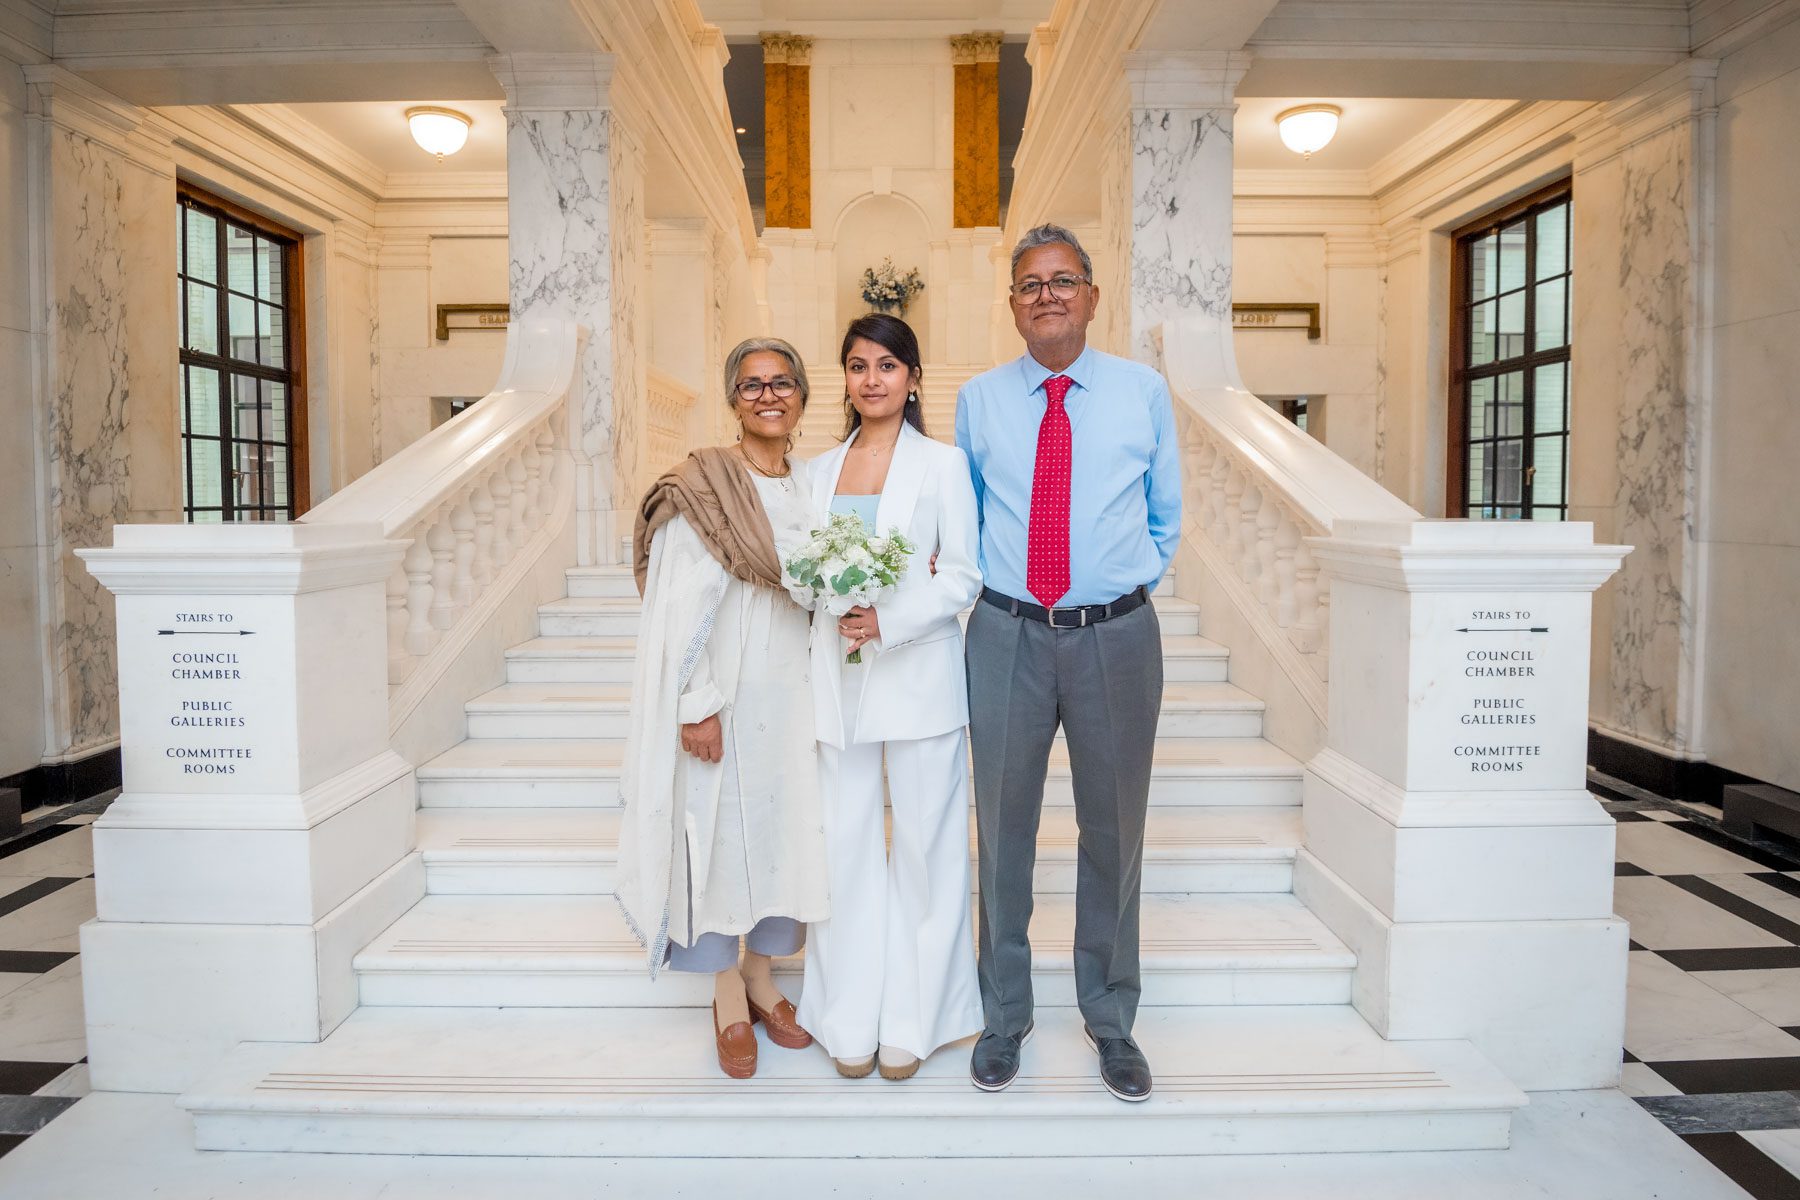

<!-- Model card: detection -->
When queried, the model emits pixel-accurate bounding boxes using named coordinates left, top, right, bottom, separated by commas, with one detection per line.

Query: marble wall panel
left=1702, top=541, right=1800, bottom=790
left=506, top=106, right=616, bottom=505
left=0, top=66, right=30, bottom=336
left=1698, top=26, right=1800, bottom=789
left=1711, top=18, right=1800, bottom=331
left=1129, top=106, right=1234, bottom=365
left=43, top=125, right=142, bottom=756
left=609, top=117, right=647, bottom=509
left=1607, top=120, right=1698, bottom=751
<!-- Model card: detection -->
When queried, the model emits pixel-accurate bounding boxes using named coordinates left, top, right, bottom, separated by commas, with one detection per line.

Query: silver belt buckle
left=1047, top=605, right=1087, bottom=629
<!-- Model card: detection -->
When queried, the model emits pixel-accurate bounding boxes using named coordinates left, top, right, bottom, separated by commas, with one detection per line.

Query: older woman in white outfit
left=798, top=313, right=985, bottom=1080
left=616, top=336, right=828, bottom=1080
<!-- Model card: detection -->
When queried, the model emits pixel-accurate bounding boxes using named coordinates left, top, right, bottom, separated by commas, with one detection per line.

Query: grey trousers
left=966, top=596, right=1162, bottom=1040
left=665, top=916, right=804, bottom=974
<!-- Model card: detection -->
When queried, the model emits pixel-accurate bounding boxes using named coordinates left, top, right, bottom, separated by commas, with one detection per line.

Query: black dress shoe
left=1083, top=1025, right=1152, bottom=1102
left=969, top=1020, right=1034, bottom=1092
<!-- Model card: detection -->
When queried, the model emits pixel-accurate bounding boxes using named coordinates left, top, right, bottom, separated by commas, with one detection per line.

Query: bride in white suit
left=798, top=313, right=985, bottom=1080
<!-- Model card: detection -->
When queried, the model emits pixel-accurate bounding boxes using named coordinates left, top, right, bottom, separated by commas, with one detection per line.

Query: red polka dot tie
left=1026, top=374, right=1073, bottom=608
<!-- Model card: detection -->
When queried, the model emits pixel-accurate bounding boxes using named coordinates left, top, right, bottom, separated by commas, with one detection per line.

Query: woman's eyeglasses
left=735, top=377, right=799, bottom=400
left=1009, top=275, right=1091, bottom=303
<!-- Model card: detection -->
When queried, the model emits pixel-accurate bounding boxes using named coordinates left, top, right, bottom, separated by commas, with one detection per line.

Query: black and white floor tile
left=0, top=796, right=104, bottom=1160
left=1603, top=781, right=1800, bottom=1200
left=0, top=783, right=1796, bottom=1196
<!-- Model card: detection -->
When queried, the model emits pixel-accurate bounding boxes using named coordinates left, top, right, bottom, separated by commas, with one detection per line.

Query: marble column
left=489, top=52, right=645, bottom=563
left=22, top=67, right=180, bottom=771
left=1570, top=62, right=1716, bottom=761
left=761, top=33, right=812, bottom=231
left=1119, top=51, right=1251, bottom=367
left=951, top=32, right=1002, bottom=229
left=761, top=34, right=791, bottom=229
left=785, top=36, right=813, bottom=232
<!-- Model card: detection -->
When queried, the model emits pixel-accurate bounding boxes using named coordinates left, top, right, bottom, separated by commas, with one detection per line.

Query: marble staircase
left=179, top=561, right=1528, bottom=1157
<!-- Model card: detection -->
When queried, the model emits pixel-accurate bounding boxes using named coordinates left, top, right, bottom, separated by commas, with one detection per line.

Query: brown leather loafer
left=746, top=994, right=814, bottom=1049
left=713, top=1002, right=757, bottom=1079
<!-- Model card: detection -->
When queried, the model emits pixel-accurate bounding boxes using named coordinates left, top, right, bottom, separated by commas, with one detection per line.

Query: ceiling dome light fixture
left=407, top=107, right=472, bottom=160
left=1276, top=104, right=1341, bottom=160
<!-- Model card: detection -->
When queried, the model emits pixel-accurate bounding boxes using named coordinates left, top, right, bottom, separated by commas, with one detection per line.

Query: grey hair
left=723, top=336, right=810, bottom=411
left=1010, top=223, right=1093, bottom=280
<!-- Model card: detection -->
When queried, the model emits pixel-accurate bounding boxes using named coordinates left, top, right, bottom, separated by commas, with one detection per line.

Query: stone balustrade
left=1158, top=315, right=1419, bottom=700
left=303, top=319, right=583, bottom=700
left=644, top=366, right=698, bottom=490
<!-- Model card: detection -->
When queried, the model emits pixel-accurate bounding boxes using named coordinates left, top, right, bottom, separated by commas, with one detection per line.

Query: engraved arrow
left=1456, top=626, right=1549, bottom=633
left=157, top=630, right=257, bottom=636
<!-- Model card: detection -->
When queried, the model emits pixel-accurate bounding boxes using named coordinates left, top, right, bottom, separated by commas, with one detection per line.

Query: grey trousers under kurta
left=966, top=597, right=1162, bottom=1040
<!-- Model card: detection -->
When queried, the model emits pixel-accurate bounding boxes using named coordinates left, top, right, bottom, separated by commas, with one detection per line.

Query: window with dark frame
left=1262, top=395, right=1312, bottom=433
left=1449, top=184, right=1571, bottom=520
left=177, top=188, right=307, bottom=522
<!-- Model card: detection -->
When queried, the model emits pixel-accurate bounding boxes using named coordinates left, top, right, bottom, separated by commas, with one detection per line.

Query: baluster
left=1220, top=467, right=1246, bottom=561
left=535, top=426, right=556, bottom=493
left=403, top=534, right=437, bottom=656
left=506, top=453, right=530, bottom=550
left=488, top=467, right=514, bottom=570
left=428, top=510, right=457, bottom=630
left=1315, top=575, right=1332, bottom=680
left=1254, top=491, right=1280, bottom=606
left=386, top=563, right=410, bottom=684
left=1272, top=515, right=1299, bottom=627
left=1236, top=479, right=1261, bottom=582
left=450, top=497, right=476, bottom=608
left=1188, top=443, right=1217, bottom=524
left=1292, top=536, right=1322, bottom=651
left=1207, top=449, right=1232, bottom=545
left=521, top=435, right=545, bottom=529
left=470, top=480, right=496, bottom=588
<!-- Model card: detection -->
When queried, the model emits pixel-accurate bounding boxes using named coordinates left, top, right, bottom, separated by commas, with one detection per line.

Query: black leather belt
left=980, top=585, right=1149, bottom=629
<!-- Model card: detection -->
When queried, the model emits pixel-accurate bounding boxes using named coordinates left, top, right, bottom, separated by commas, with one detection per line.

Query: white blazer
left=806, top=422, right=982, bottom=748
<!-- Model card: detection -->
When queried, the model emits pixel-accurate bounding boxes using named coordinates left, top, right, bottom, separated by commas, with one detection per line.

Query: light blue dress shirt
left=954, top=346, right=1182, bottom=607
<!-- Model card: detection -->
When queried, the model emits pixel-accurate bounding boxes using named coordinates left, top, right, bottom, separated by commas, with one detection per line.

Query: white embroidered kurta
left=615, top=465, right=828, bottom=973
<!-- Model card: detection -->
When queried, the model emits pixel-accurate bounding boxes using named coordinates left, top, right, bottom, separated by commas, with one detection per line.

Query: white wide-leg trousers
left=800, top=697, right=983, bottom=1060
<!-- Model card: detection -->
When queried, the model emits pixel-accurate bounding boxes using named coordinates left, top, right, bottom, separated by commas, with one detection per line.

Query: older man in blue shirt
left=955, top=224, right=1180, bottom=1102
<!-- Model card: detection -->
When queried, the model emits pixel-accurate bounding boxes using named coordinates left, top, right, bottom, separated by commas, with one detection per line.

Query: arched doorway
left=832, top=193, right=933, bottom=362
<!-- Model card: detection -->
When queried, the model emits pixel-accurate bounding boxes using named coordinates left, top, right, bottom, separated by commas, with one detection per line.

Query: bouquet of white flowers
left=782, top=512, right=915, bottom=663
left=859, top=258, right=925, bottom=315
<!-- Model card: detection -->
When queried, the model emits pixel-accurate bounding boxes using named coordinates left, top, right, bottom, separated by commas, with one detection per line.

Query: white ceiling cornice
left=1688, top=0, right=1800, bottom=56
left=0, top=0, right=53, bottom=63
left=227, top=104, right=390, bottom=201
left=1363, top=99, right=1527, bottom=196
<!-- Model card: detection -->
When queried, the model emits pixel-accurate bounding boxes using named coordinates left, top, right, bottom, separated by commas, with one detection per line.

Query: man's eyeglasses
left=735, top=377, right=799, bottom=400
left=1009, top=275, right=1091, bottom=303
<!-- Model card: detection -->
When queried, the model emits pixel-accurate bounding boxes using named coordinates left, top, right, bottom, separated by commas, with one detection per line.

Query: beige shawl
left=634, top=446, right=785, bottom=595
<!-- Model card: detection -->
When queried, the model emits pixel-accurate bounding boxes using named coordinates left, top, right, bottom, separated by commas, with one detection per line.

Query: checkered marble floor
left=1597, top=778, right=1800, bottom=1200
left=0, top=782, right=1796, bottom=1197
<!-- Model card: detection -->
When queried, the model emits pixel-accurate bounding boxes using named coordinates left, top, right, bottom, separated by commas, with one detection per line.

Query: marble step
left=536, top=595, right=1206, bottom=640
left=415, top=806, right=1302, bottom=896
left=563, top=566, right=639, bottom=599
left=415, top=736, right=1304, bottom=808
left=353, top=892, right=1354, bottom=1009
left=182, top=1005, right=1523, bottom=1158
left=462, top=680, right=1263, bottom=741
left=504, top=631, right=1231, bottom=685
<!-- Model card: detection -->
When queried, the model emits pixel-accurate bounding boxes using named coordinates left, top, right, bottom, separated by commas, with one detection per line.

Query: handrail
left=1158, top=314, right=1419, bottom=693
left=302, top=318, right=582, bottom=696
left=305, top=319, right=580, bottom=538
